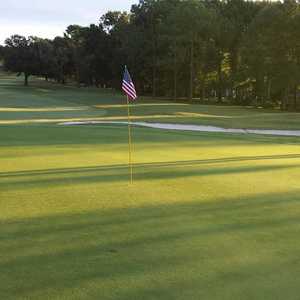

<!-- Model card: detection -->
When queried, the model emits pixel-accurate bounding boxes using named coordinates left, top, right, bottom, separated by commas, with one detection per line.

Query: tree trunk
left=254, top=74, right=263, bottom=106
left=152, top=60, right=157, bottom=98
left=201, top=73, right=207, bottom=101
left=24, top=73, right=29, bottom=86
left=202, top=85, right=206, bottom=101
left=152, top=37, right=157, bottom=97
left=189, top=36, right=194, bottom=101
left=174, top=39, right=177, bottom=101
left=217, top=60, right=222, bottom=103
left=267, top=78, right=272, bottom=101
left=281, top=86, right=289, bottom=111
left=229, top=46, right=238, bottom=102
left=294, top=84, right=298, bottom=111
left=151, top=9, right=157, bottom=98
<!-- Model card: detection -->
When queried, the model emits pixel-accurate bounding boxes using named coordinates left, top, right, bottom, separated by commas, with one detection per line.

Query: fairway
left=1, top=75, right=300, bottom=300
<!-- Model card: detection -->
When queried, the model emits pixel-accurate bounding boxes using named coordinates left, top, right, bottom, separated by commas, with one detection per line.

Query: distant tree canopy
left=0, top=45, right=4, bottom=60
left=2, top=0, right=300, bottom=110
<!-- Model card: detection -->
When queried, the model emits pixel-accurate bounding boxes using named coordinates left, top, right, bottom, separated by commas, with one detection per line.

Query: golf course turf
left=1, top=73, right=300, bottom=300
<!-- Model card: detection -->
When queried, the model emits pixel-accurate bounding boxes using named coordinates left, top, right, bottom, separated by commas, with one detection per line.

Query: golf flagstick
left=122, top=66, right=137, bottom=184
left=126, top=95, right=133, bottom=184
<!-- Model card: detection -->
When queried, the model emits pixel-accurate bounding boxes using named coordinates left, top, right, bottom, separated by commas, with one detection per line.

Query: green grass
left=1, top=73, right=300, bottom=129
left=1, top=73, right=300, bottom=299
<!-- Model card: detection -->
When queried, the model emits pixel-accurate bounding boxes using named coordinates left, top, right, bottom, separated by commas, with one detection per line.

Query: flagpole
left=126, top=95, right=133, bottom=184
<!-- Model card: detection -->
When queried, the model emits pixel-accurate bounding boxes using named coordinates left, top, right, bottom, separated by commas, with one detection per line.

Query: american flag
left=122, top=66, right=137, bottom=100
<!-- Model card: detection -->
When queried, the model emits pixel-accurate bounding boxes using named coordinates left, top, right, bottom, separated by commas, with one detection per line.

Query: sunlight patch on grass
left=94, top=103, right=189, bottom=109
left=0, top=114, right=196, bottom=125
left=0, top=107, right=90, bottom=112
left=175, top=112, right=232, bottom=118
left=35, top=88, right=52, bottom=93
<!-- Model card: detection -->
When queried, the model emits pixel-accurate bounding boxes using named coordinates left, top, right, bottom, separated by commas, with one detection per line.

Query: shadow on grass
left=1, top=123, right=300, bottom=148
left=1, top=153, right=300, bottom=178
left=1, top=155, right=300, bottom=191
left=1, top=191, right=300, bottom=299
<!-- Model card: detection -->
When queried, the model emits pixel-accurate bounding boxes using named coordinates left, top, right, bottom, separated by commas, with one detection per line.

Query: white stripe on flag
left=123, top=81, right=136, bottom=96
left=122, top=82, right=137, bottom=99
left=122, top=87, right=136, bottom=99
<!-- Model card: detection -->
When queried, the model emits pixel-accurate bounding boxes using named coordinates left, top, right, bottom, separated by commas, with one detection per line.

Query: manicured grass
left=1, top=73, right=300, bottom=299
left=1, top=73, right=300, bottom=129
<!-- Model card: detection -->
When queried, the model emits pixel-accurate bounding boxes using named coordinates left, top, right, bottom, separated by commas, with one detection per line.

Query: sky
left=0, top=0, right=134, bottom=45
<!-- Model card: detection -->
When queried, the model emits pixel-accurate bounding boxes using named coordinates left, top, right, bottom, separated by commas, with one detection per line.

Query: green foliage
left=2, top=0, right=300, bottom=110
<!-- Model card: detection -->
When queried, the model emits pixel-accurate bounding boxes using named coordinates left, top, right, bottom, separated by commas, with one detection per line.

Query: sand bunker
left=60, top=121, right=300, bottom=137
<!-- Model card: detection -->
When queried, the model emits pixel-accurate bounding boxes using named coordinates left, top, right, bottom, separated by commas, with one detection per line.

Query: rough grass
left=1, top=73, right=300, bottom=300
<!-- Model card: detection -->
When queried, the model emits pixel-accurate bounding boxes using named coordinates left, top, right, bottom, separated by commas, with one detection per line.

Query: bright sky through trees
left=0, top=0, right=133, bottom=44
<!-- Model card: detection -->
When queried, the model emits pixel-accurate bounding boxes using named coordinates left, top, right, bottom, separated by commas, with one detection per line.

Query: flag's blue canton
left=122, top=67, right=137, bottom=100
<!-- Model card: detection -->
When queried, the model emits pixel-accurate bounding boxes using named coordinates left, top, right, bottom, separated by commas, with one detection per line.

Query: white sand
left=60, top=121, right=300, bottom=137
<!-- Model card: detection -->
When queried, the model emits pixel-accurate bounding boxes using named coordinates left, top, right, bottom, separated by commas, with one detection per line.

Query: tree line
left=1, top=0, right=300, bottom=110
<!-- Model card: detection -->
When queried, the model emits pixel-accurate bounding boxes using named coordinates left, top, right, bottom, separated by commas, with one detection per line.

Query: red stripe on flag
left=122, top=87, right=136, bottom=100
left=123, top=81, right=136, bottom=96
left=122, top=81, right=137, bottom=99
